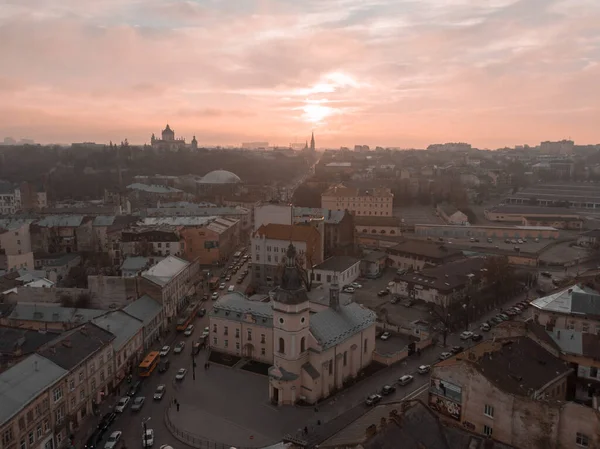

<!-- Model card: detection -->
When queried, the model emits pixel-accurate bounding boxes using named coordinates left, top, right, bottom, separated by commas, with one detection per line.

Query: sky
left=1, top=0, right=599, bottom=149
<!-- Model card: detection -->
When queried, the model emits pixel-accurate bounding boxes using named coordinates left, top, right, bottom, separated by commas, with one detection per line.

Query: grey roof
left=92, top=311, right=143, bottom=350
left=37, top=324, right=115, bottom=370
left=92, top=216, right=116, bottom=226
left=0, top=354, right=68, bottom=424
left=35, top=215, right=86, bottom=227
left=268, top=365, right=298, bottom=381
left=571, top=292, right=600, bottom=316
left=7, top=303, right=106, bottom=324
left=210, top=292, right=273, bottom=327
left=123, top=295, right=162, bottom=325
left=314, top=256, right=360, bottom=272
left=120, top=256, right=163, bottom=272
left=547, top=328, right=583, bottom=355
left=530, top=284, right=600, bottom=315
left=310, top=303, right=376, bottom=350
left=0, top=182, right=16, bottom=195
left=0, top=326, right=60, bottom=355
left=0, top=218, right=34, bottom=231
left=141, top=216, right=214, bottom=227
left=294, top=207, right=347, bottom=224
left=142, top=256, right=189, bottom=286
left=126, top=183, right=183, bottom=194
left=302, top=362, right=320, bottom=379
left=362, top=250, right=388, bottom=262
left=43, top=253, right=81, bottom=267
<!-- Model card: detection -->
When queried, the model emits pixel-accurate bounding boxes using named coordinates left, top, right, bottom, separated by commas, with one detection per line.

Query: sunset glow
left=0, top=0, right=599, bottom=147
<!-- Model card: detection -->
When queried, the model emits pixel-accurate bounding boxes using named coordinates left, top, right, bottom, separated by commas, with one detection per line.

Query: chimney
left=34, top=361, right=38, bottom=371
left=557, top=330, right=561, bottom=339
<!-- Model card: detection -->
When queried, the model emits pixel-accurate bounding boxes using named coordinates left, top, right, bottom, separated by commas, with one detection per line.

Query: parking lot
left=394, top=205, right=445, bottom=226
left=375, top=332, right=413, bottom=355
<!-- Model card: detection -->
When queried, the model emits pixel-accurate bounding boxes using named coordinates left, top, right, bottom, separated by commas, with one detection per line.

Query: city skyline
left=1, top=0, right=599, bottom=148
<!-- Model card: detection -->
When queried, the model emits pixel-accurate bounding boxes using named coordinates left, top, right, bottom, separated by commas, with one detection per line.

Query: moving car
left=158, top=359, right=170, bottom=373
left=97, top=412, right=116, bottom=434
left=225, top=275, right=231, bottom=281
left=228, top=285, right=235, bottom=292
left=84, top=431, right=101, bottom=449
left=471, top=333, right=483, bottom=342
left=184, top=325, right=194, bottom=337
left=460, top=331, right=474, bottom=340
left=104, top=432, right=122, bottom=449
left=198, top=308, right=206, bottom=317
left=142, top=429, right=155, bottom=448
left=175, top=368, right=187, bottom=381
left=159, top=346, right=170, bottom=357
left=350, top=282, right=362, bottom=289
left=480, top=323, right=491, bottom=332
left=365, top=394, right=382, bottom=406
left=174, top=341, right=185, bottom=354
left=451, top=346, right=464, bottom=354
left=127, top=381, right=141, bottom=397
left=380, top=332, right=391, bottom=341
left=417, top=365, right=431, bottom=374
left=154, top=384, right=166, bottom=401
left=398, top=375, right=414, bottom=386
left=130, top=396, right=145, bottom=412
left=439, top=352, right=453, bottom=360
left=381, top=385, right=396, bottom=395
left=202, top=327, right=209, bottom=338
left=114, top=397, right=130, bottom=413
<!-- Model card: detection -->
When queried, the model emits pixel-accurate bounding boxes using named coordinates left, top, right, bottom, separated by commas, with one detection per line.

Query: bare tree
left=295, top=252, right=315, bottom=292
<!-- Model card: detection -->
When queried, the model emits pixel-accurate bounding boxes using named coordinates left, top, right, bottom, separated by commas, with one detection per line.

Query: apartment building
left=181, top=217, right=240, bottom=265
left=0, top=183, right=21, bottom=215
left=321, top=185, right=393, bottom=217
left=30, top=216, right=95, bottom=254
left=386, top=240, right=463, bottom=271
left=120, top=226, right=184, bottom=261
left=0, top=219, right=34, bottom=272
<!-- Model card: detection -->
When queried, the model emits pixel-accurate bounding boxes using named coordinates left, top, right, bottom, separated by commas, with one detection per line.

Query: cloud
left=0, top=0, right=598, bottom=147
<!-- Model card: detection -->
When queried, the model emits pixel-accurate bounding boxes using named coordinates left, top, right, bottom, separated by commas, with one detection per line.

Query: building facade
left=321, top=185, right=393, bottom=217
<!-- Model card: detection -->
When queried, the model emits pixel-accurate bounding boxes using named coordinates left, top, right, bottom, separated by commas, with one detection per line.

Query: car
left=377, top=290, right=389, bottom=297
left=184, top=325, right=195, bottom=337
left=517, top=301, right=529, bottom=309
left=104, top=431, right=122, bottom=449
left=487, top=238, right=493, bottom=243
left=202, top=326, right=209, bottom=337
left=510, top=307, right=522, bottom=314
left=228, top=285, right=235, bottom=292
left=471, top=333, right=483, bottom=342
left=480, top=323, right=491, bottom=332
left=451, top=346, right=464, bottom=354
left=211, top=292, right=219, bottom=300
left=343, top=286, right=355, bottom=293
left=219, top=283, right=226, bottom=290
left=174, top=341, right=185, bottom=353
left=498, top=313, right=510, bottom=320
left=192, top=341, right=201, bottom=354
left=130, top=396, right=145, bottom=412
left=202, top=294, right=208, bottom=301
left=350, top=282, right=362, bottom=289
left=504, top=238, right=511, bottom=243
left=115, top=396, right=130, bottom=413
left=390, top=296, right=400, bottom=304
left=381, top=385, right=396, bottom=395
left=159, top=346, right=170, bottom=357
left=398, top=375, right=414, bottom=386
left=225, top=275, right=231, bottom=281
left=158, top=359, right=170, bottom=373
left=522, top=238, right=528, bottom=243
left=470, top=237, right=475, bottom=242
left=460, top=331, right=474, bottom=340
left=417, top=365, right=431, bottom=374
left=237, top=277, right=244, bottom=284
left=365, top=394, right=382, bottom=406
left=198, top=308, right=206, bottom=317
left=175, top=368, right=187, bottom=381
left=142, top=429, right=154, bottom=448
left=517, top=239, right=523, bottom=244
left=490, top=317, right=503, bottom=325
left=396, top=269, right=407, bottom=276
left=97, top=412, right=116, bottom=433
left=534, top=238, right=539, bottom=243
left=505, top=309, right=517, bottom=316
left=153, top=384, right=166, bottom=401
left=127, top=381, right=141, bottom=397
left=85, top=431, right=101, bottom=449
left=380, top=332, right=391, bottom=341
left=440, top=352, right=454, bottom=360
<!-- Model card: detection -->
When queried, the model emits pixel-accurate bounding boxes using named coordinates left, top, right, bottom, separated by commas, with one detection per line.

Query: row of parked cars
left=365, top=365, right=432, bottom=405
left=479, top=301, right=530, bottom=331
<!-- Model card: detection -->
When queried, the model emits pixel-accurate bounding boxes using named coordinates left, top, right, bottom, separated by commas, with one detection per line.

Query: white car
left=175, top=368, right=187, bottom=381
left=159, top=346, right=170, bottom=357
left=460, top=331, right=474, bottom=340
left=153, top=384, right=166, bottom=401
left=439, top=352, right=453, bottom=360
left=184, top=325, right=194, bottom=337
left=480, top=323, right=491, bottom=332
left=227, top=285, right=235, bottom=292
left=417, top=365, right=431, bottom=374
left=104, top=431, right=122, bottom=449
left=211, top=292, right=219, bottom=300
left=114, top=397, right=130, bottom=413
left=173, top=341, right=185, bottom=354
left=380, top=332, right=391, bottom=341
left=202, top=326, right=209, bottom=337
left=350, top=282, right=362, bottom=289
left=398, top=375, right=414, bottom=386
left=219, top=283, right=226, bottom=290
left=142, top=429, right=154, bottom=447
left=343, top=286, right=355, bottom=293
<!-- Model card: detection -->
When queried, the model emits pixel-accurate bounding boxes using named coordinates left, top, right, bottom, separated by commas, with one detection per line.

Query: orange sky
left=1, top=0, right=599, bottom=148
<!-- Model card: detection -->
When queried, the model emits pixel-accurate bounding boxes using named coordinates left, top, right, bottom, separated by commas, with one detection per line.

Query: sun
left=302, top=103, right=335, bottom=124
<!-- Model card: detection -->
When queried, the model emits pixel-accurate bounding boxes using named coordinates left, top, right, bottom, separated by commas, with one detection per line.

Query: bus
left=208, top=277, right=219, bottom=291
left=138, top=351, right=160, bottom=377
left=176, top=302, right=199, bottom=331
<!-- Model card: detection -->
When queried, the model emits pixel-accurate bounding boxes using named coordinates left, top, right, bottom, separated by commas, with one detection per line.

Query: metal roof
left=120, top=256, right=163, bottom=272
left=310, top=303, right=376, bottom=350
left=92, top=216, right=116, bottom=226
left=7, top=303, right=106, bottom=323
left=92, top=311, right=143, bottom=350
left=142, top=256, right=189, bottom=286
left=127, top=183, right=183, bottom=194
left=530, top=284, right=600, bottom=314
left=210, top=292, right=273, bottom=327
left=547, top=328, right=583, bottom=355
left=35, top=215, right=85, bottom=227
left=141, top=216, right=215, bottom=227
left=0, top=354, right=67, bottom=424
left=123, top=295, right=162, bottom=325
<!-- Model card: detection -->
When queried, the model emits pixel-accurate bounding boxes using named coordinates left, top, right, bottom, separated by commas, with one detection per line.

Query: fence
left=164, top=408, right=254, bottom=449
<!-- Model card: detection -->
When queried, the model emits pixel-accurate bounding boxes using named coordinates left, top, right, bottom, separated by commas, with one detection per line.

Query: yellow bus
left=138, top=351, right=160, bottom=377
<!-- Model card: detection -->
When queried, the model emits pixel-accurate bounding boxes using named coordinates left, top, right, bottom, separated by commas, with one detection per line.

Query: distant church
left=150, top=124, right=197, bottom=151
left=303, top=132, right=316, bottom=151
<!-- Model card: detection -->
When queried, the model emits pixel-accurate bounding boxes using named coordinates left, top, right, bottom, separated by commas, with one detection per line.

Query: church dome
left=199, top=170, right=242, bottom=184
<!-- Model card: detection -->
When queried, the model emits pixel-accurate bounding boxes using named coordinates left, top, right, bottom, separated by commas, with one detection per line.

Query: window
left=343, top=351, right=347, bottom=366
left=316, top=274, right=322, bottom=282
left=91, top=378, right=96, bottom=391
left=107, top=365, right=112, bottom=375
left=278, top=338, right=285, bottom=354
left=43, top=420, right=49, bottom=433
left=35, top=405, right=41, bottom=417
left=328, top=360, right=333, bottom=375
left=213, top=324, right=217, bottom=333
left=235, top=329, right=240, bottom=338
left=236, top=342, right=240, bottom=350
left=28, top=433, right=34, bottom=445
left=2, top=428, right=14, bottom=445
left=300, top=337, right=306, bottom=352
left=224, top=326, right=228, bottom=336
left=20, top=440, right=26, bottom=449
left=53, top=387, right=63, bottom=402
left=261, top=334, right=266, bottom=343
left=224, top=340, right=228, bottom=348
left=56, top=432, right=62, bottom=444
left=274, top=255, right=278, bottom=263
left=247, top=329, right=252, bottom=341
left=364, top=339, right=368, bottom=353
left=36, top=427, right=42, bottom=439
left=27, top=410, right=33, bottom=423
left=19, top=417, right=25, bottom=431
left=100, top=370, right=105, bottom=382
left=256, top=254, right=260, bottom=261
left=483, top=425, right=493, bottom=437
left=213, top=337, right=217, bottom=345
left=261, top=348, right=266, bottom=356
left=326, top=274, right=331, bottom=283
left=590, top=367, right=598, bottom=378
left=484, top=404, right=494, bottom=418
left=267, top=255, right=271, bottom=263
left=79, top=371, right=84, bottom=382
left=576, top=433, right=589, bottom=447
left=69, top=379, right=75, bottom=391
left=70, top=397, right=75, bottom=408
left=582, top=323, right=590, bottom=333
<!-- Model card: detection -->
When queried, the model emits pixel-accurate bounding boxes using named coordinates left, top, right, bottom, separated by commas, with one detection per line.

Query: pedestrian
left=304, top=426, right=308, bottom=435
left=176, top=403, right=180, bottom=412
left=317, top=419, right=321, bottom=426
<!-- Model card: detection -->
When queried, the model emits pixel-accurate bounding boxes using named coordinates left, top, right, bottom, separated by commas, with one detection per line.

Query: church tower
left=310, top=131, right=315, bottom=151
left=191, top=135, right=198, bottom=150
left=271, top=244, right=311, bottom=372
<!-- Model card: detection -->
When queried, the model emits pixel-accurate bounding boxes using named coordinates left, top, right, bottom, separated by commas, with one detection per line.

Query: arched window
left=380, top=230, right=386, bottom=234
left=300, top=337, right=306, bottom=353
left=390, top=230, right=396, bottom=234
left=278, top=337, right=285, bottom=354
left=371, top=229, right=376, bottom=234
left=363, top=229, right=368, bottom=233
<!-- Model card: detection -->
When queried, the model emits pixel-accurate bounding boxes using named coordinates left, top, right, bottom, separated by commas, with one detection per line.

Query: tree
left=75, top=293, right=92, bottom=308
left=60, top=294, right=74, bottom=307
left=482, top=256, right=518, bottom=303
left=294, top=252, right=315, bottom=292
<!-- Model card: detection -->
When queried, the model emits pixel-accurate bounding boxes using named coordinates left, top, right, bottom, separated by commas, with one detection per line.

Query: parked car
left=480, top=323, right=491, bottom=332
left=158, top=359, right=170, bottom=373
left=390, top=296, right=400, bottom=304
left=97, top=412, right=116, bottom=434
left=490, top=317, right=503, bottom=325
left=417, top=365, right=431, bottom=374
left=130, top=396, right=145, bottom=412
left=202, top=327, right=209, bottom=338
left=154, top=385, right=166, bottom=401
left=219, top=283, right=226, bottom=290
left=211, top=292, right=219, bottom=300
left=84, top=431, right=101, bottom=449
left=343, top=286, right=355, bottom=293
left=184, top=325, right=195, bottom=337
left=175, top=368, right=188, bottom=381
left=115, top=397, right=130, bottom=413
left=460, top=331, right=474, bottom=340
left=350, top=282, right=362, bottom=289
left=380, top=332, right=391, bottom=341
left=198, top=308, right=206, bottom=317
left=471, top=333, right=483, bottom=342
left=127, top=381, right=141, bottom=397
left=398, top=375, right=414, bottom=386
left=104, top=431, right=122, bottom=449
left=174, top=341, right=185, bottom=353
left=451, top=346, right=464, bottom=354
left=142, top=429, right=154, bottom=448
left=377, top=290, right=389, bottom=297
left=498, top=313, right=510, bottom=321
left=505, top=309, right=517, bottom=317
left=159, top=346, right=170, bottom=357
left=381, top=385, right=396, bottom=395
left=365, top=394, right=382, bottom=406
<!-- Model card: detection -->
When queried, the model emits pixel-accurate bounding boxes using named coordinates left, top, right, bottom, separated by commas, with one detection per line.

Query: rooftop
left=396, top=257, right=487, bottom=292
left=198, top=170, right=242, bottom=184
left=3, top=303, right=106, bottom=324
left=92, top=311, right=143, bottom=350
left=141, top=216, right=214, bottom=227
left=123, top=295, right=162, bottom=325
left=92, top=215, right=116, bottom=227
left=0, top=354, right=67, bottom=425
left=0, top=326, right=60, bottom=356
left=0, top=218, right=34, bottom=232
left=547, top=328, right=600, bottom=359
left=310, top=302, right=376, bottom=350
left=487, top=205, right=580, bottom=216
left=142, top=255, right=190, bottom=287
left=37, top=324, right=115, bottom=370
left=126, top=183, right=183, bottom=194
left=387, top=240, right=463, bottom=260
left=35, top=215, right=86, bottom=228
left=354, top=216, right=401, bottom=227
left=314, top=256, right=360, bottom=273
left=120, top=256, right=163, bottom=272
left=293, top=207, right=348, bottom=225
left=530, top=284, right=600, bottom=315
left=254, top=223, right=321, bottom=244
left=210, top=292, right=274, bottom=327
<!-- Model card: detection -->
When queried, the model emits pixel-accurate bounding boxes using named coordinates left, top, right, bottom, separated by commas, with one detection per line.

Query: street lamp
left=142, top=417, right=151, bottom=448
